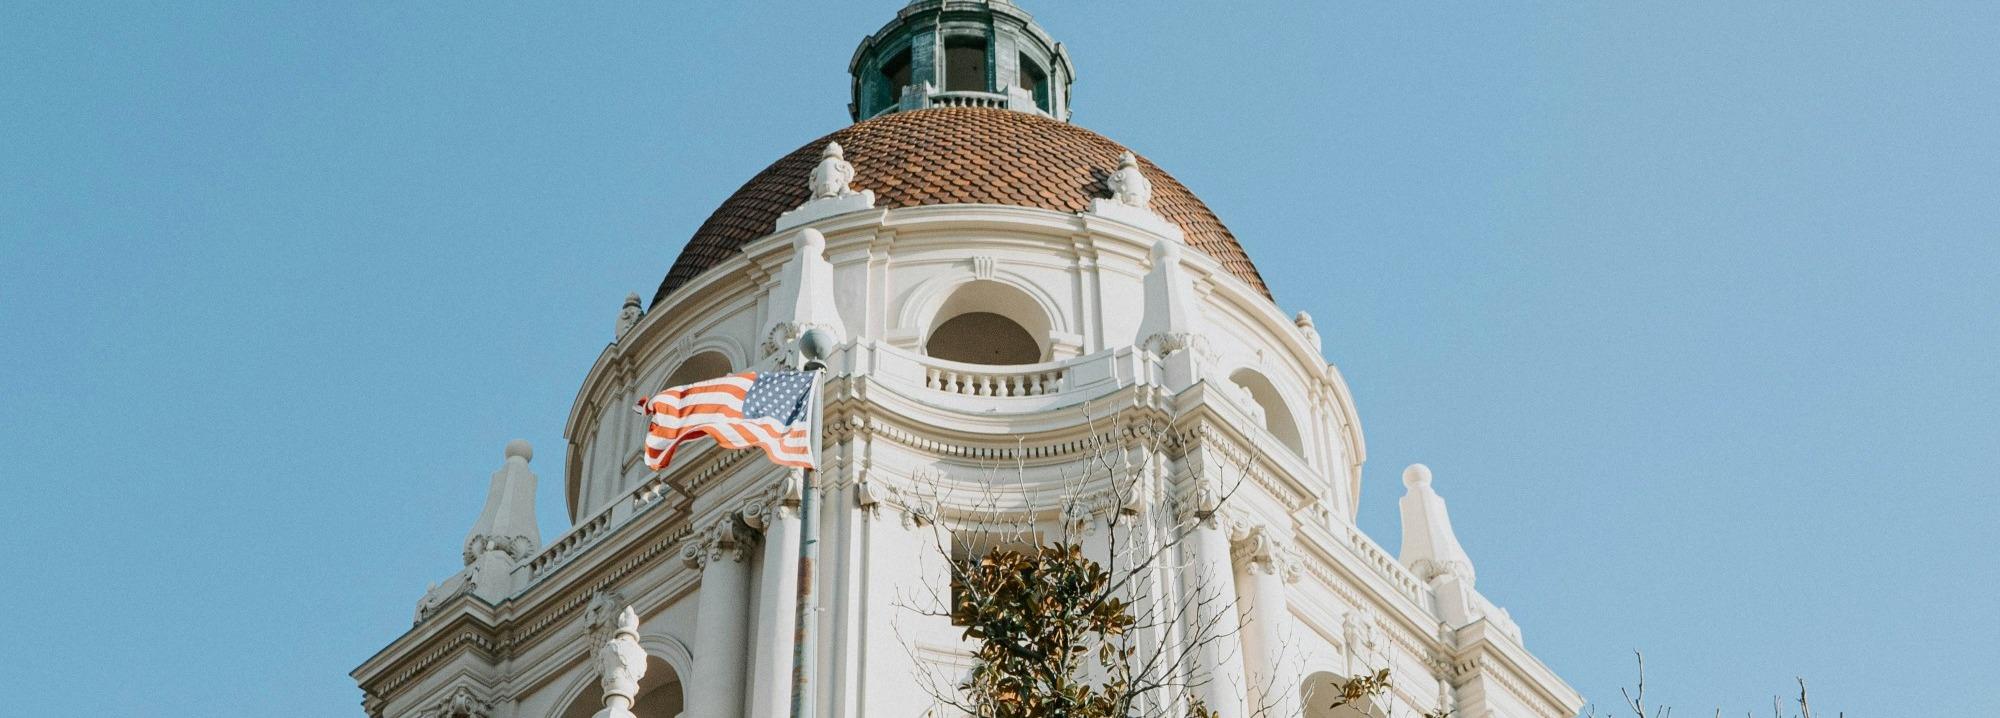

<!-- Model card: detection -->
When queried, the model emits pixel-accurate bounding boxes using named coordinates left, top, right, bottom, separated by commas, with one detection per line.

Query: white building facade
left=352, top=3, right=1583, bottom=718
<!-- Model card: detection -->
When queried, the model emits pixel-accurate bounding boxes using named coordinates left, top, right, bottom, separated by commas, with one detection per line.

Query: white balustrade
left=928, top=91, right=1009, bottom=109
left=923, top=365, right=1066, bottom=397
left=527, top=511, right=612, bottom=578
left=1345, top=525, right=1430, bottom=605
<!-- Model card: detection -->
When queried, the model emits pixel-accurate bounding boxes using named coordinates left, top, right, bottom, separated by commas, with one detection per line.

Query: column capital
left=683, top=515, right=754, bottom=568
left=740, top=472, right=805, bottom=531
left=1175, top=478, right=1233, bottom=530
left=1231, top=524, right=1302, bottom=583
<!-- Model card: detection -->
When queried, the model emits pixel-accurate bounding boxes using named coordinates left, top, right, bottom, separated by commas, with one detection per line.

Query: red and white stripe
left=634, top=372, right=815, bottom=470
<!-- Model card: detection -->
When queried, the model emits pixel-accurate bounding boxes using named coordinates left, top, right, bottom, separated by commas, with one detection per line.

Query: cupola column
left=1183, top=482, right=1250, bottom=718
left=685, top=516, right=755, bottom=718
left=1233, top=525, right=1301, bottom=718
left=744, top=476, right=804, bottom=718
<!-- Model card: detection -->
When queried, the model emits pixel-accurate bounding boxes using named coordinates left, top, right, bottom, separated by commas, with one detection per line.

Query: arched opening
left=923, top=280, right=1051, bottom=366
left=1017, top=54, right=1050, bottom=112
left=944, top=36, right=989, bottom=92
left=928, top=313, right=1039, bottom=365
left=663, top=350, right=733, bottom=388
left=1228, top=369, right=1305, bottom=457
left=1301, top=671, right=1383, bottom=718
left=873, top=46, right=912, bottom=115
left=558, top=656, right=683, bottom=718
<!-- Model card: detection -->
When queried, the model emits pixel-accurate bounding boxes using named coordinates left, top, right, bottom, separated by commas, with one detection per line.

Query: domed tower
left=849, top=0, right=1074, bottom=121
left=354, top=5, right=1582, bottom=718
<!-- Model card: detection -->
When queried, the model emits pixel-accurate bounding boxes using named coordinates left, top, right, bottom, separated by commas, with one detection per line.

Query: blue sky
left=2, top=2, right=1994, bottom=716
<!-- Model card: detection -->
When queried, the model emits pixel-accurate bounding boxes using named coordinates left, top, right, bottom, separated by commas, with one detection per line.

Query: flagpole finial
left=505, top=439, right=533, bottom=463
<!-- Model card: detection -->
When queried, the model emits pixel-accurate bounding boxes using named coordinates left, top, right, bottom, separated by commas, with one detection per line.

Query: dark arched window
left=1018, top=54, right=1049, bottom=112
left=663, top=351, right=732, bottom=388
left=1229, top=368, right=1305, bottom=457
left=928, top=312, right=1040, bottom=365
left=922, top=280, right=1052, bottom=366
left=873, top=47, right=912, bottom=115
left=945, top=36, right=988, bottom=92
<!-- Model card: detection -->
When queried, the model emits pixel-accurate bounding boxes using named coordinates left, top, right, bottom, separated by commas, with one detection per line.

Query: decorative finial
left=1402, top=463, right=1432, bottom=488
left=504, top=439, right=533, bottom=463
left=1107, top=151, right=1152, bottom=208
left=595, top=605, right=649, bottom=718
left=616, top=292, right=643, bottom=340
left=809, top=141, right=860, bottom=200
left=1295, top=310, right=1323, bottom=352
left=1397, top=463, right=1475, bottom=587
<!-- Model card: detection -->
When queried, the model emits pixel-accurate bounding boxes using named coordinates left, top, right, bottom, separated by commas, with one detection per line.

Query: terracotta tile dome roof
left=654, top=107, right=1271, bottom=305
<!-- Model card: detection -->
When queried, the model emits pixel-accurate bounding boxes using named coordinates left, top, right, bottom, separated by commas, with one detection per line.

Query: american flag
left=632, top=370, right=820, bottom=471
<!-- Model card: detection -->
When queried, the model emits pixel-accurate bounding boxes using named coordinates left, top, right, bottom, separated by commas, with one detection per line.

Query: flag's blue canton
left=744, top=370, right=816, bottom=423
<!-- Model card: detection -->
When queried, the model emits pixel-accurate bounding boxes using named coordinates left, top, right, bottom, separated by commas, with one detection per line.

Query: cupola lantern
left=848, top=0, right=1075, bottom=122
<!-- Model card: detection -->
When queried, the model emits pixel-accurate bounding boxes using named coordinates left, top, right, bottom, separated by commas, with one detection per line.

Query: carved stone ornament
left=682, top=516, right=753, bottom=568
left=902, top=496, right=940, bottom=530
left=741, top=473, right=804, bottom=530
left=615, top=292, right=644, bottom=340
left=1059, top=498, right=1099, bottom=534
left=1179, top=478, right=1227, bottom=528
left=595, top=606, right=649, bottom=718
left=854, top=477, right=886, bottom=518
left=1106, top=151, right=1153, bottom=208
left=1408, top=557, right=1477, bottom=585
left=584, top=589, right=629, bottom=644
left=417, top=685, right=495, bottom=718
left=762, top=320, right=841, bottom=365
left=1232, top=524, right=1301, bottom=582
left=1294, top=310, right=1321, bottom=351
left=809, top=141, right=860, bottom=199
left=413, top=574, right=475, bottom=625
left=461, top=534, right=536, bottom=566
left=1088, top=153, right=1181, bottom=240
left=1343, top=609, right=1384, bottom=668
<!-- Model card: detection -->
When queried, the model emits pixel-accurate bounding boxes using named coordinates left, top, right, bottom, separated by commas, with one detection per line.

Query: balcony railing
left=925, top=365, right=1065, bottom=397
left=927, top=90, right=1009, bottom=109
left=526, top=510, right=611, bottom=579
left=848, top=342, right=1156, bottom=410
left=1344, top=525, right=1430, bottom=606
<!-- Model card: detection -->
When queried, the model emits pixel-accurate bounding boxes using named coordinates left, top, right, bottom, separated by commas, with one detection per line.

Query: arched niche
left=556, top=655, right=684, bottom=718
left=1228, top=368, right=1305, bottom=458
left=663, top=350, right=734, bottom=388
left=923, top=279, right=1053, bottom=365
left=1301, top=670, right=1389, bottom=718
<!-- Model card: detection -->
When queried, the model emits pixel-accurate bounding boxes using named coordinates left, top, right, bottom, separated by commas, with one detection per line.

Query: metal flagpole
left=790, top=330, right=832, bottom=718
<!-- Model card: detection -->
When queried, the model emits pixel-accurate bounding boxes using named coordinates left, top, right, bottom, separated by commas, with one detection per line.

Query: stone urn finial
left=809, top=141, right=859, bottom=199
left=615, top=292, right=643, bottom=339
left=593, top=605, right=648, bottom=718
left=1107, top=151, right=1152, bottom=208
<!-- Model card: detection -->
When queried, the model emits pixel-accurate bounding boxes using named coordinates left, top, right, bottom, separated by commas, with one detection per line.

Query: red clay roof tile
left=654, top=107, right=1270, bottom=305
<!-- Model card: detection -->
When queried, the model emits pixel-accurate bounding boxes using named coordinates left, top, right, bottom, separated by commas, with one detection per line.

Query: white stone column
left=685, top=516, right=754, bottom=718
left=853, top=487, right=950, bottom=718
left=1234, top=527, right=1300, bottom=718
left=1185, top=507, right=1249, bottom=718
left=745, top=477, right=803, bottom=718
